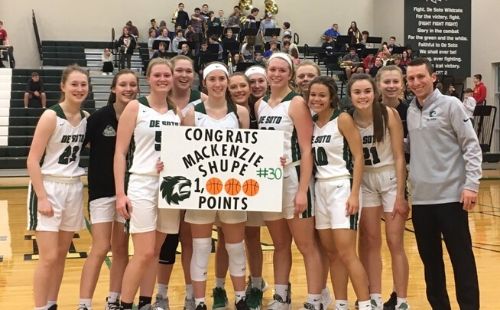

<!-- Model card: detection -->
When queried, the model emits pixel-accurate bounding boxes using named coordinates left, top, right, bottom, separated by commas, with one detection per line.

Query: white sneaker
left=321, top=289, right=332, bottom=309
left=267, top=294, right=290, bottom=310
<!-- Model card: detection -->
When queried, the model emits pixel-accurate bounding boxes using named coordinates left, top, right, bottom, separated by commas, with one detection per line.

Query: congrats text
left=159, top=126, right=284, bottom=212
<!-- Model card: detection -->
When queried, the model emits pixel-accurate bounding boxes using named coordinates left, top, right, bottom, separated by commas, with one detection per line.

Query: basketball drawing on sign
left=160, top=176, right=192, bottom=205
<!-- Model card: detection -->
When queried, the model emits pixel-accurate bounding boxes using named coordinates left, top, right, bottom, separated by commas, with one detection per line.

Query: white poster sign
left=159, top=126, right=284, bottom=212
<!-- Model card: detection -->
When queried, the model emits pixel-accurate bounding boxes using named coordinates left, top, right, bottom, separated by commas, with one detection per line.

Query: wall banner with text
left=405, top=0, right=471, bottom=78
left=159, top=126, right=284, bottom=212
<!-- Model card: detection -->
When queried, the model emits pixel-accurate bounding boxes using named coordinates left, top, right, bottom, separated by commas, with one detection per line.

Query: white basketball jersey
left=194, top=101, right=239, bottom=129
left=258, top=92, right=300, bottom=165
left=40, top=104, right=87, bottom=177
left=128, top=97, right=181, bottom=176
left=358, top=123, right=394, bottom=169
left=312, top=110, right=351, bottom=179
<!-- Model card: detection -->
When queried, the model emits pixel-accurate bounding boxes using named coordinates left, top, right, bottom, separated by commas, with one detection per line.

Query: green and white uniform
left=312, top=110, right=359, bottom=230
left=27, top=104, right=87, bottom=231
left=257, top=91, right=314, bottom=220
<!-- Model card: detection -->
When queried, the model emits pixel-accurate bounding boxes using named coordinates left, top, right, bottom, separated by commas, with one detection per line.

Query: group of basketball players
left=27, top=51, right=481, bottom=310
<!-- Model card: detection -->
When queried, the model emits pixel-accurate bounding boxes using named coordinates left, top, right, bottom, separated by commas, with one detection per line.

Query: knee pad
left=159, top=233, right=180, bottom=264
left=190, top=238, right=212, bottom=281
left=225, top=241, right=246, bottom=277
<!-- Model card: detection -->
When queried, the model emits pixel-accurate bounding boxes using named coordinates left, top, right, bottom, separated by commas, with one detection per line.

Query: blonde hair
left=146, top=58, right=173, bottom=77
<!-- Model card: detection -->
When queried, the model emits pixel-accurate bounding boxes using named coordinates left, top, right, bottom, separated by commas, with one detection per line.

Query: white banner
left=158, top=126, right=284, bottom=212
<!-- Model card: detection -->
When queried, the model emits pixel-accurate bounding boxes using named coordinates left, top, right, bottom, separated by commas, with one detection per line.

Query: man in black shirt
left=24, top=72, right=46, bottom=108
left=175, top=3, right=190, bottom=30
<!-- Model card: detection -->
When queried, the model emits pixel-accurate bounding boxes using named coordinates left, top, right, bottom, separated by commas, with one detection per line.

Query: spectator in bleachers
left=24, top=72, right=46, bottom=109
left=387, top=36, right=398, bottom=54
left=147, top=28, right=157, bottom=59
left=222, top=28, right=238, bottom=60
left=282, top=22, right=293, bottom=38
left=159, top=20, right=168, bottom=34
left=207, top=11, right=222, bottom=29
left=361, top=30, right=376, bottom=48
left=101, top=48, right=114, bottom=75
left=321, top=35, right=336, bottom=58
left=227, top=6, right=242, bottom=28
left=472, top=73, right=487, bottom=105
left=259, top=12, right=277, bottom=43
left=208, top=35, right=223, bottom=61
left=149, top=19, right=160, bottom=37
left=254, top=50, right=265, bottom=66
left=400, top=50, right=411, bottom=67
left=368, top=56, right=383, bottom=77
left=245, top=8, right=260, bottom=29
left=462, top=88, right=476, bottom=119
left=175, top=3, right=190, bottom=30
left=172, top=29, right=186, bottom=54
left=201, top=3, right=210, bottom=20
left=152, top=42, right=169, bottom=59
left=218, top=10, right=227, bottom=27
left=126, top=21, right=139, bottom=39
left=178, top=42, right=191, bottom=57
left=322, top=23, right=340, bottom=41
left=406, top=46, right=415, bottom=60
left=117, top=26, right=136, bottom=69
left=282, top=34, right=298, bottom=54
left=290, top=46, right=300, bottom=65
left=191, top=7, right=204, bottom=54
left=0, top=20, right=15, bottom=68
left=240, top=36, right=255, bottom=61
left=342, top=47, right=361, bottom=80
left=263, top=41, right=279, bottom=58
left=156, top=28, right=172, bottom=52
left=347, top=21, right=362, bottom=45
left=446, top=84, right=459, bottom=98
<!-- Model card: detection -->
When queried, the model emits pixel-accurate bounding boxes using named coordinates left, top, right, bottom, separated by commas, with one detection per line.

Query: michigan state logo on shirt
left=160, top=176, right=192, bottom=205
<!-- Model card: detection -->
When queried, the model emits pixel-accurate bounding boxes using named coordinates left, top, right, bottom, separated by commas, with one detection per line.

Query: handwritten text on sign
left=159, top=126, right=284, bottom=212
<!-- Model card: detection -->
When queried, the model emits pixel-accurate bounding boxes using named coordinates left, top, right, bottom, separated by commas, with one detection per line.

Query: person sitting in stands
left=208, top=35, right=223, bottom=61
left=263, top=41, right=279, bottom=58
left=179, top=42, right=191, bottom=57
left=155, top=28, right=172, bottom=51
left=152, top=42, right=169, bottom=59
left=322, top=23, right=340, bottom=42
left=172, top=29, right=186, bottom=54
left=462, top=88, right=476, bottom=119
left=368, top=56, right=383, bottom=77
left=24, top=72, right=46, bottom=109
left=282, top=21, right=293, bottom=38
left=102, top=48, right=114, bottom=75
left=321, top=36, right=336, bottom=59
left=259, top=12, right=277, bottom=43
left=254, top=50, right=266, bottom=66
left=342, top=47, right=361, bottom=79
left=222, top=28, right=238, bottom=61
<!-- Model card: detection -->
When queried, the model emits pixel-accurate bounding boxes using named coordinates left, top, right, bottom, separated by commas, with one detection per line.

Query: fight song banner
left=159, top=126, right=284, bottom=212
left=405, top=0, right=471, bottom=78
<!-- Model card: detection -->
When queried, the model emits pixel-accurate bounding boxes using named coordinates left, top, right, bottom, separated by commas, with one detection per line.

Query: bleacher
left=0, top=68, right=95, bottom=169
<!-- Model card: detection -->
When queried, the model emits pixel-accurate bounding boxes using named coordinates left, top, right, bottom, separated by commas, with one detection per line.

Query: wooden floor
left=0, top=180, right=499, bottom=309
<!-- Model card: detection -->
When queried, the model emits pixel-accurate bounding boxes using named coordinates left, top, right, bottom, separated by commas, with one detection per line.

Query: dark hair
left=362, top=30, right=369, bottom=36
left=474, top=74, right=482, bottom=81
left=390, top=36, right=396, bottom=40
left=251, top=8, right=259, bottom=13
left=464, top=88, right=474, bottom=93
left=59, top=64, right=89, bottom=102
left=150, top=18, right=156, bottom=23
left=107, top=69, right=139, bottom=105
left=306, top=76, right=340, bottom=110
left=283, top=22, right=290, bottom=29
left=348, top=73, right=388, bottom=143
left=408, top=57, right=434, bottom=75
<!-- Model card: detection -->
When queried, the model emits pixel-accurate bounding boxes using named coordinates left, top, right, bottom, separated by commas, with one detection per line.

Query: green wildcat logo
left=160, top=176, right=192, bottom=205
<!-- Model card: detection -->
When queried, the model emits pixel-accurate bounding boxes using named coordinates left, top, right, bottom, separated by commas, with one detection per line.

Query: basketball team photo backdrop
left=159, top=126, right=284, bottom=211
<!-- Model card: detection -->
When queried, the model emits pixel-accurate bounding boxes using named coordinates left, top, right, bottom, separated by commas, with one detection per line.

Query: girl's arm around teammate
left=338, top=112, right=364, bottom=215
left=387, top=107, right=409, bottom=218
left=113, top=100, right=139, bottom=219
left=288, top=95, right=314, bottom=215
